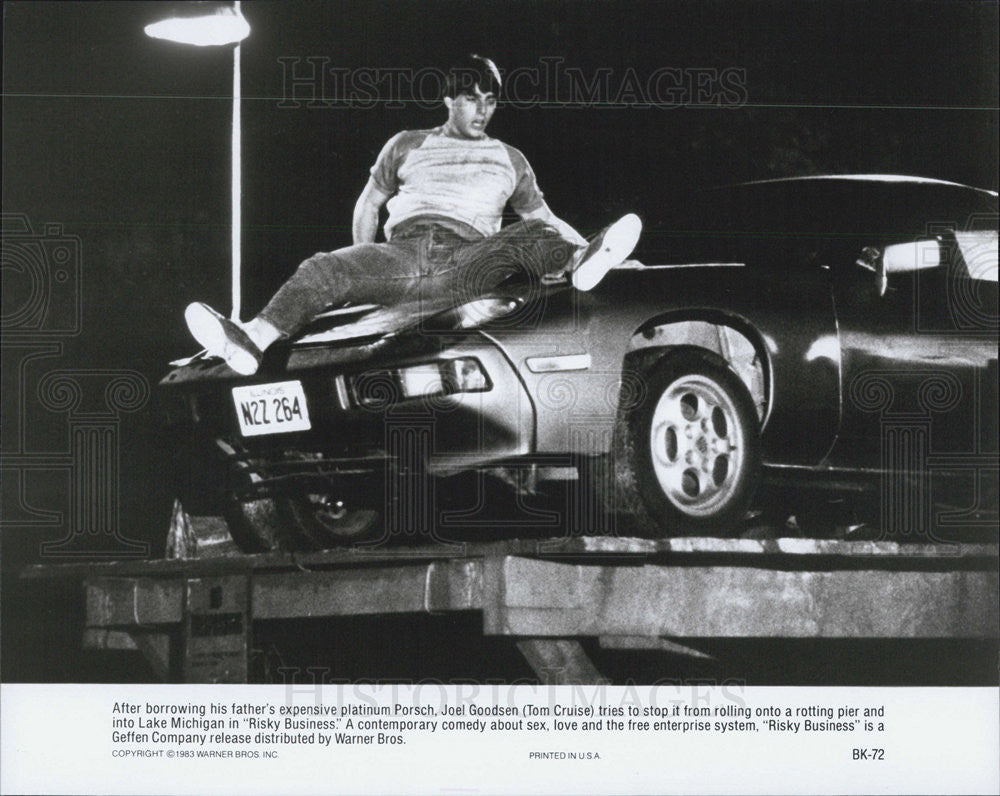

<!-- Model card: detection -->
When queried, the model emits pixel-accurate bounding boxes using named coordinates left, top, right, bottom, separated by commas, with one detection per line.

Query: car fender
left=493, top=265, right=841, bottom=466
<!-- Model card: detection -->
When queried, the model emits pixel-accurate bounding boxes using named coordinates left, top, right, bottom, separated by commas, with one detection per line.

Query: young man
left=186, top=54, right=641, bottom=375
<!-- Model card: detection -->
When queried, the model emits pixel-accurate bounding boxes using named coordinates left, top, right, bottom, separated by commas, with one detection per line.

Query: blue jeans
left=258, top=218, right=577, bottom=336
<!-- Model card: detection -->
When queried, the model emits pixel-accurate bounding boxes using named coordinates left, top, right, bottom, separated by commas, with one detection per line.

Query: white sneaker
left=184, top=302, right=262, bottom=376
left=570, top=213, right=642, bottom=291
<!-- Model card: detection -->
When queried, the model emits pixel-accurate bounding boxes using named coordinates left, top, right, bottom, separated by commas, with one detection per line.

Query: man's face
left=444, top=84, right=498, bottom=139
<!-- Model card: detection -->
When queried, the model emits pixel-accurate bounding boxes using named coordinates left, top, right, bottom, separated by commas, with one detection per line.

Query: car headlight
left=351, top=358, right=491, bottom=408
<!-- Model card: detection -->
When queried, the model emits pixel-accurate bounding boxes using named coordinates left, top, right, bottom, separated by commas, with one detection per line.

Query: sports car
left=161, top=175, right=998, bottom=550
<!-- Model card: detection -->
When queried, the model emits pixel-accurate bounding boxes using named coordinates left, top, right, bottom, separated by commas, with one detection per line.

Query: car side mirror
left=857, top=240, right=942, bottom=298
left=854, top=246, right=887, bottom=297
left=875, top=252, right=887, bottom=297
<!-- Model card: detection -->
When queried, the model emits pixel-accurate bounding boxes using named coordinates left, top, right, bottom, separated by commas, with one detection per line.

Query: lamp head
left=145, top=3, right=250, bottom=46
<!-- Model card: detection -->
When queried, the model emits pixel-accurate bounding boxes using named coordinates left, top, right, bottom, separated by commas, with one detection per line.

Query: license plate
left=232, top=380, right=311, bottom=436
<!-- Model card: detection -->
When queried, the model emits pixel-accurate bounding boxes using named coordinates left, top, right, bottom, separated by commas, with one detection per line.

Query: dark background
left=2, top=0, right=997, bottom=682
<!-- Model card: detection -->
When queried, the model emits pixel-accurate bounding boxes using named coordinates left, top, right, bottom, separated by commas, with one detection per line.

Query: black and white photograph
left=2, top=1, right=998, bottom=793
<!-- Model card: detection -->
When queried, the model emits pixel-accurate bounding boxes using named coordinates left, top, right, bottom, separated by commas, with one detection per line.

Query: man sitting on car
left=185, top=54, right=641, bottom=375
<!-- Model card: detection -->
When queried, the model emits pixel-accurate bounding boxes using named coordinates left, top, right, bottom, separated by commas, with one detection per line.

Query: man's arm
left=352, top=179, right=391, bottom=244
left=520, top=202, right=588, bottom=247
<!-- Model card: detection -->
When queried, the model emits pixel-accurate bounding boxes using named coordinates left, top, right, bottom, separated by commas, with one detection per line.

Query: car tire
left=277, top=492, right=382, bottom=549
left=612, top=350, right=762, bottom=536
left=223, top=493, right=381, bottom=553
left=173, top=434, right=285, bottom=553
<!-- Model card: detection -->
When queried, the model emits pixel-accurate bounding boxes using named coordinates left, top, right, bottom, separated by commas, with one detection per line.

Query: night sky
left=2, top=0, right=997, bottom=681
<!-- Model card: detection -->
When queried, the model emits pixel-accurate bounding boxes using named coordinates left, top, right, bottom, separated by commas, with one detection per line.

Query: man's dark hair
left=443, top=54, right=502, bottom=99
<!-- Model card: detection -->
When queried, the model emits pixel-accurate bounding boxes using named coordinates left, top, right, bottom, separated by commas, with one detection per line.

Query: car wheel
left=614, top=350, right=762, bottom=535
left=278, top=492, right=382, bottom=549
left=223, top=493, right=382, bottom=553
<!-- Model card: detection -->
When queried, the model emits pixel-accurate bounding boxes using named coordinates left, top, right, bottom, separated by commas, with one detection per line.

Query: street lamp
left=145, top=2, right=251, bottom=321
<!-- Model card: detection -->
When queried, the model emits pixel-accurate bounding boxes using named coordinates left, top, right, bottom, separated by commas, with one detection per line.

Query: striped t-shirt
left=369, top=127, right=546, bottom=240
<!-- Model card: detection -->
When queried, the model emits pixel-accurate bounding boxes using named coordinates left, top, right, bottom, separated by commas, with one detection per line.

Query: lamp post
left=145, top=2, right=251, bottom=321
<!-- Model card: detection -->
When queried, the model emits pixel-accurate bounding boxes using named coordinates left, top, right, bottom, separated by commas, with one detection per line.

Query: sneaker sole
left=184, top=303, right=260, bottom=376
left=571, top=213, right=642, bottom=291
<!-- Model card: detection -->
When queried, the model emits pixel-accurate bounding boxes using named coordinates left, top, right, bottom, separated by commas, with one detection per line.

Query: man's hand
left=521, top=203, right=588, bottom=247
left=352, top=180, right=390, bottom=244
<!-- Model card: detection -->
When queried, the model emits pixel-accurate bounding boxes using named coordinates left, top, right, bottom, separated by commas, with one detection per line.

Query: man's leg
left=444, top=215, right=641, bottom=299
left=443, top=219, right=575, bottom=302
left=185, top=240, right=419, bottom=374
left=256, top=242, right=419, bottom=335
